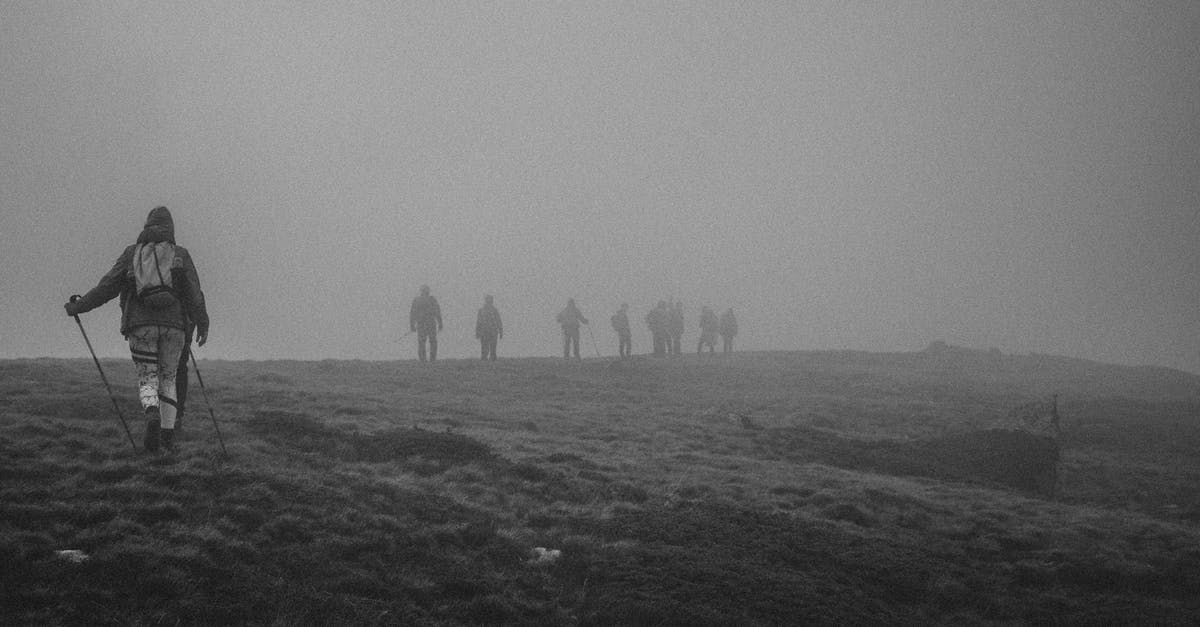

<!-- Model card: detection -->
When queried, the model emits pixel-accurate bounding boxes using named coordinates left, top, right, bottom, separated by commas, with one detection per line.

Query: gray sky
left=2, top=2, right=1197, bottom=372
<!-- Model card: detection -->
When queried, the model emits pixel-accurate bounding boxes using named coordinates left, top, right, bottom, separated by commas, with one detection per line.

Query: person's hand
left=196, top=331, right=208, bottom=347
left=64, top=295, right=83, bottom=317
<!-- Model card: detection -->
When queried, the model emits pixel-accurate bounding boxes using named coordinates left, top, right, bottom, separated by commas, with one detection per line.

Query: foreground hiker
left=475, top=295, right=503, bottom=360
left=64, top=207, right=209, bottom=452
left=409, top=285, right=443, bottom=362
left=556, top=298, right=589, bottom=359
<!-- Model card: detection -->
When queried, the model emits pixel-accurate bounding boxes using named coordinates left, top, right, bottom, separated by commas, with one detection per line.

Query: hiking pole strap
left=190, top=351, right=228, bottom=456
left=70, top=295, right=137, bottom=452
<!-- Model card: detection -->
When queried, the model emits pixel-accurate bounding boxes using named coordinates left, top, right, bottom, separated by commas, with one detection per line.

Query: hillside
left=3, top=349, right=1200, bottom=625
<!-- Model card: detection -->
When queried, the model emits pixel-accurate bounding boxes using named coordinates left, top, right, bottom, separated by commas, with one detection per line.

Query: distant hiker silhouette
left=720, top=308, right=738, bottom=353
left=646, top=301, right=670, bottom=357
left=611, top=303, right=632, bottom=359
left=698, top=306, right=719, bottom=354
left=556, top=298, right=589, bottom=360
left=475, top=295, right=503, bottom=360
left=668, top=300, right=684, bottom=357
left=64, top=206, right=209, bottom=453
left=409, top=285, right=443, bottom=362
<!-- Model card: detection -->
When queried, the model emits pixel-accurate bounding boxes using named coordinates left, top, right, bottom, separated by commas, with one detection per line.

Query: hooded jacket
left=72, top=207, right=210, bottom=337
left=476, top=303, right=502, bottom=338
left=410, top=294, right=442, bottom=332
left=556, top=301, right=588, bottom=330
left=699, top=308, right=720, bottom=339
left=611, top=309, right=631, bottom=335
left=719, top=309, right=737, bottom=337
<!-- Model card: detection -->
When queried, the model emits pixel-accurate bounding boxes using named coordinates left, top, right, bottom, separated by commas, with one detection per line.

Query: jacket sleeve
left=434, top=301, right=442, bottom=327
left=409, top=300, right=416, bottom=330
left=74, top=246, right=134, bottom=314
left=177, top=248, right=209, bottom=336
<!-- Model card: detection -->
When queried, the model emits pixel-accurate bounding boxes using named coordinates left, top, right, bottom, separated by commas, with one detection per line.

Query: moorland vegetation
left=2, top=347, right=1199, bottom=624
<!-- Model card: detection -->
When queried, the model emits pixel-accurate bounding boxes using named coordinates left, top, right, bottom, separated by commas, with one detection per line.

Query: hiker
left=668, top=300, right=684, bottom=357
left=475, top=295, right=502, bottom=360
left=409, top=284, right=443, bottom=362
left=611, top=303, right=632, bottom=359
left=720, top=308, right=738, bottom=353
left=63, top=207, right=209, bottom=453
left=646, top=301, right=669, bottom=357
left=556, top=298, right=589, bottom=359
left=698, top=306, right=719, bottom=354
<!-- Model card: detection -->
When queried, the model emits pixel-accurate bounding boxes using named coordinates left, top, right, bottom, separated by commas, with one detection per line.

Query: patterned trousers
left=128, top=325, right=186, bottom=429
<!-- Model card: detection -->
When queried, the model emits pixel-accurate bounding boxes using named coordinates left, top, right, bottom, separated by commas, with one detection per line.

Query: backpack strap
left=151, top=244, right=169, bottom=288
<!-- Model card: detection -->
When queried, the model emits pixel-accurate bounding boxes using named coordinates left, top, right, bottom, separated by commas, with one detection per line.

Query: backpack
left=132, top=242, right=180, bottom=309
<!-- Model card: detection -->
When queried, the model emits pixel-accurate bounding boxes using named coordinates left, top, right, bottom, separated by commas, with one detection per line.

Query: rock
left=529, top=546, right=562, bottom=564
left=54, top=549, right=89, bottom=564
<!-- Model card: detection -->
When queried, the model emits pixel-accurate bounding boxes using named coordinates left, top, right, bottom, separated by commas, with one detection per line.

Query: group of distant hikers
left=639, top=300, right=738, bottom=358
left=610, top=301, right=737, bottom=359
left=409, top=290, right=738, bottom=362
left=64, top=207, right=739, bottom=454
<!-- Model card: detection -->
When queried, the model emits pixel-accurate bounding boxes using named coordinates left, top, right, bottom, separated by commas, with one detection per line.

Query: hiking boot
left=143, top=406, right=161, bottom=453
left=159, top=428, right=176, bottom=453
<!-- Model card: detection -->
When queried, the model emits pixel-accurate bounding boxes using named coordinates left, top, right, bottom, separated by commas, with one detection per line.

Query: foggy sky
left=2, top=2, right=1198, bottom=372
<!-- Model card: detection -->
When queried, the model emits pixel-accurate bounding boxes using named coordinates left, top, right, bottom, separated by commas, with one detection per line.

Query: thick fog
left=2, top=3, right=1197, bottom=372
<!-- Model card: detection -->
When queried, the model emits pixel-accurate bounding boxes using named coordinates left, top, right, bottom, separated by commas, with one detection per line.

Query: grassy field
left=2, top=347, right=1199, bottom=625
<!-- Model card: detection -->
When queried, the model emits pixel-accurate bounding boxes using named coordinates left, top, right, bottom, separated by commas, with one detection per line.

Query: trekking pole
left=69, top=295, right=137, bottom=452
left=586, top=323, right=603, bottom=358
left=189, top=352, right=228, bottom=456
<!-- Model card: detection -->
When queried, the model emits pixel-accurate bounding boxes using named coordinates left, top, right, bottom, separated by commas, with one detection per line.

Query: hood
left=137, top=206, right=175, bottom=244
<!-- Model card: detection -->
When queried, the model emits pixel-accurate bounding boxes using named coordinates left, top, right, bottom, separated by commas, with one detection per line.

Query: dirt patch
left=245, top=411, right=496, bottom=474
left=243, top=414, right=646, bottom=502
left=755, top=427, right=1059, bottom=494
